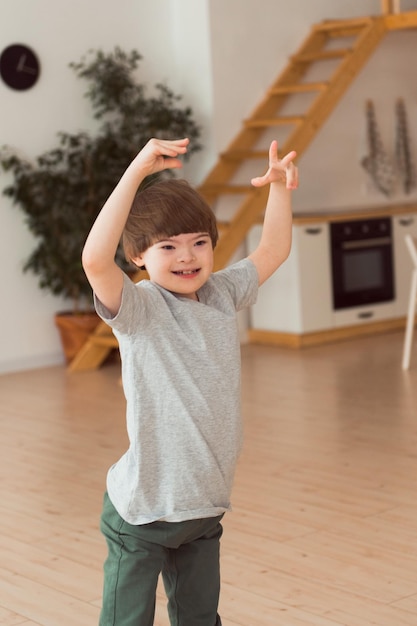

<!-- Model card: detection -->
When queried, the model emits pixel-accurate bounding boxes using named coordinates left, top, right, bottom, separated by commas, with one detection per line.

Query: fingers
left=250, top=171, right=271, bottom=187
left=285, top=162, right=299, bottom=190
left=161, top=139, right=188, bottom=169
left=269, top=139, right=279, bottom=162
left=164, top=138, right=190, bottom=154
left=250, top=142, right=298, bottom=189
left=148, top=137, right=189, bottom=157
left=138, top=138, right=189, bottom=174
left=280, top=149, right=297, bottom=168
left=268, top=141, right=296, bottom=166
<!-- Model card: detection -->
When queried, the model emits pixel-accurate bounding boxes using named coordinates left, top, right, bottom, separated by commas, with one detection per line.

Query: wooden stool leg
left=402, top=269, right=417, bottom=370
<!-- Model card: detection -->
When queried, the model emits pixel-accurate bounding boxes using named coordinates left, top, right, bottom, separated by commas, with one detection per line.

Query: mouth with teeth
left=173, top=269, right=200, bottom=277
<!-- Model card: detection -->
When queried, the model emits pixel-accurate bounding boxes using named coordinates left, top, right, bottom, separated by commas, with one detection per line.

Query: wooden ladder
left=69, top=12, right=417, bottom=372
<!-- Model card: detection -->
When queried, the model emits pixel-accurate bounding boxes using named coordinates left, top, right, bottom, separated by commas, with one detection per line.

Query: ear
left=131, top=256, right=146, bottom=271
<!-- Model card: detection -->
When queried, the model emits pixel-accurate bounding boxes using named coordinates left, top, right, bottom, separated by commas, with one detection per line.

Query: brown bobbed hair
left=122, top=178, right=219, bottom=263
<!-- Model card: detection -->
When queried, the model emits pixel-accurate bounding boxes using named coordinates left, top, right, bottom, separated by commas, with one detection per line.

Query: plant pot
left=54, top=311, right=100, bottom=364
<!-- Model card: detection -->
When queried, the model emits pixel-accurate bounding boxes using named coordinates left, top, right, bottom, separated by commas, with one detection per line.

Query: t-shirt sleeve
left=94, top=272, right=153, bottom=335
left=213, top=257, right=259, bottom=311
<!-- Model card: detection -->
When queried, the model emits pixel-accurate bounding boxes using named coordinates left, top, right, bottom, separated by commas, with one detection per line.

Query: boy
left=82, top=137, right=298, bottom=626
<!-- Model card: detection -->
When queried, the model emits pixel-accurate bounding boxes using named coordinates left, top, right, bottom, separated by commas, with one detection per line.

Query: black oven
left=330, top=217, right=395, bottom=310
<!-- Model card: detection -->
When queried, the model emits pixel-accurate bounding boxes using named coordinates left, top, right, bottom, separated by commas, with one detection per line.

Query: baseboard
left=248, top=317, right=407, bottom=349
left=0, top=352, right=65, bottom=375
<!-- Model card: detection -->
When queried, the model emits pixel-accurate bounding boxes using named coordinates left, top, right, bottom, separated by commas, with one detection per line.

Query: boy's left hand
left=251, top=140, right=298, bottom=190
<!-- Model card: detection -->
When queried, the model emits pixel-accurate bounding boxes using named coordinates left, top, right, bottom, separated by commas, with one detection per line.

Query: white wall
left=1, top=0, right=417, bottom=372
left=167, top=0, right=215, bottom=182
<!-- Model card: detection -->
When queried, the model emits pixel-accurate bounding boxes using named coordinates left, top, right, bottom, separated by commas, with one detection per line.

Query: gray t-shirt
left=95, top=257, right=259, bottom=524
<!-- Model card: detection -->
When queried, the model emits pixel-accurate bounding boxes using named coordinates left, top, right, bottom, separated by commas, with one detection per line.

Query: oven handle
left=357, top=311, right=374, bottom=319
left=342, top=236, right=391, bottom=250
left=398, top=217, right=414, bottom=227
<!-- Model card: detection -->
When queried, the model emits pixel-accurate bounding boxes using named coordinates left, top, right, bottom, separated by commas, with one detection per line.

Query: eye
left=195, top=238, right=208, bottom=247
left=161, top=244, right=175, bottom=250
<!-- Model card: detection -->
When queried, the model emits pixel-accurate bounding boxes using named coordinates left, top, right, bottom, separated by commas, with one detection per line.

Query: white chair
left=402, top=234, right=417, bottom=370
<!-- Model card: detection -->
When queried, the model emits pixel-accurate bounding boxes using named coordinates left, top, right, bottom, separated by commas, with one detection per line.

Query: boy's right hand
left=132, top=137, right=190, bottom=178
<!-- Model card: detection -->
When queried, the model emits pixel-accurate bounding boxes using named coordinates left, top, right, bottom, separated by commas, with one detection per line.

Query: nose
left=177, top=246, right=195, bottom=263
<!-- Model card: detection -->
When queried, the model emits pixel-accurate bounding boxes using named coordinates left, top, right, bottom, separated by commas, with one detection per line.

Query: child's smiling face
left=134, top=232, right=214, bottom=300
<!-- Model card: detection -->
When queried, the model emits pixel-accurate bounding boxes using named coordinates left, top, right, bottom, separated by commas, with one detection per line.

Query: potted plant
left=1, top=47, right=202, bottom=363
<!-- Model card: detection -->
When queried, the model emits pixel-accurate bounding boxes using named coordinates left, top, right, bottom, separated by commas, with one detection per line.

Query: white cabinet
left=393, top=213, right=417, bottom=316
left=248, top=222, right=333, bottom=333
left=332, top=301, right=397, bottom=327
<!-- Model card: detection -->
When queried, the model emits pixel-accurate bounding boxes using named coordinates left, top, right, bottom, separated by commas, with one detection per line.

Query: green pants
left=99, top=493, right=223, bottom=626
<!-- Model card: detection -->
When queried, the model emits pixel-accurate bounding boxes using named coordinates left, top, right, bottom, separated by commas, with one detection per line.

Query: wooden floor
left=1, top=330, right=417, bottom=625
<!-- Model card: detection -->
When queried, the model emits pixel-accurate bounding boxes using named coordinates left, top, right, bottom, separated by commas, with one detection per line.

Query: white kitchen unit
left=248, top=222, right=333, bottom=333
left=248, top=205, right=417, bottom=347
left=393, top=213, right=417, bottom=317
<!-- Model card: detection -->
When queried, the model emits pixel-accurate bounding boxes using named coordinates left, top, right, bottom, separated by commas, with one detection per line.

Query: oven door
left=331, top=228, right=395, bottom=310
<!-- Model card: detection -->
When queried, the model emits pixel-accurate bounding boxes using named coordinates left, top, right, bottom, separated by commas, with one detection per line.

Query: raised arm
left=248, top=140, right=298, bottom=286
left=82, top=138, right=189, bottom=316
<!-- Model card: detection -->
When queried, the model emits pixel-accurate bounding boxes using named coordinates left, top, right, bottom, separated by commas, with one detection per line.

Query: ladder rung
left=269, top=82, right=328, bottom=95
left=90, top=336, right=119, bottom=348
left=315, top=17, right=373, bottom=32
left=293, top=49, right=350, bottom=63
left=245, top=116, right=304, bottom=128
left=221, top=149, right=269, bottom=161
left=326, top=26, right=367, bottom=39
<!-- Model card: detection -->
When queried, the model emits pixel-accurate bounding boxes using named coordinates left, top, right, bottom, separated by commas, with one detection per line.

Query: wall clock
left=0, top=44, right=40, bottom=90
